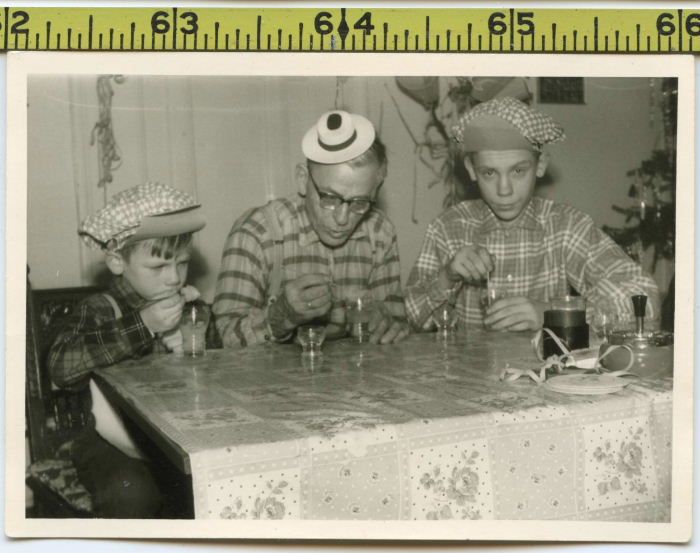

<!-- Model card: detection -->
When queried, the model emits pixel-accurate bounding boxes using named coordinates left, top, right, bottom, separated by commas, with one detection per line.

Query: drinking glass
left=346, top=294, right=376, bottom=343
left=434, top=298, right=457, bottom=334
left=479, top=284, right=502, bottom=324
left=297, top=324, right=327, bottom=357
left=180, top=303, right=210, bottom=357
left=592, top=308, right=620, bottom=341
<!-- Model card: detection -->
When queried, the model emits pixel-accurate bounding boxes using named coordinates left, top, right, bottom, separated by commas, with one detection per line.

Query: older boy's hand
left=140, top=294, right=185, bottom=334
left=483, top=297, right=547, bottom=331
left=440, top=245, right=494, bottom=287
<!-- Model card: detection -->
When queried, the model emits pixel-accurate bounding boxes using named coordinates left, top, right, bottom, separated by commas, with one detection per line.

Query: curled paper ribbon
left=499, top=328, right=636, bottom=384
left=499, top=362, right=552, bottom=384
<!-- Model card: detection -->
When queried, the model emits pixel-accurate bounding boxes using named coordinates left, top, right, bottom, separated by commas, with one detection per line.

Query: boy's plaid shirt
left=48, top=276, right=161, bottom=390
left=213, top=198, right=406, bottom=347
left=405, top=197, right=660, bottom=329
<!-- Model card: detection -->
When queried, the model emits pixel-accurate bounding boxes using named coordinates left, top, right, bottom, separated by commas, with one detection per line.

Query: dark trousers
left=72, top=428, right=163, bottom=519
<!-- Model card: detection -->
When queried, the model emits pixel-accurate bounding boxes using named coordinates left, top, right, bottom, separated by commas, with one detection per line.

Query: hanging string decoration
left=90, top=75, right=125, bottom=201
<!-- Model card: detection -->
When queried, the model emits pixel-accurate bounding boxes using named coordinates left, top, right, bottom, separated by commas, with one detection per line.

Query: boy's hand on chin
left=140, top=294, right=185, bottom=334
left=180, top=285, right=201, bottom=303
left=161, top=328, right=184, bottom=354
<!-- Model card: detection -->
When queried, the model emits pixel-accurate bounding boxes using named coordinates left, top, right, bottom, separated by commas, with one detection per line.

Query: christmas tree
left=602, top=78, right=677, bottom=274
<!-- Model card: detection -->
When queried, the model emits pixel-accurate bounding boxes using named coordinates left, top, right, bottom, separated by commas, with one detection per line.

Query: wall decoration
left=90, top=75, right=125, bottom=204
left=538, top=77, right=585, bottom=104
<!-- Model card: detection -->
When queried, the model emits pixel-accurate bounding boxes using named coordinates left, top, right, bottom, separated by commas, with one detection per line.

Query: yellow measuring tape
left=2, top=7, right=700, bottom=53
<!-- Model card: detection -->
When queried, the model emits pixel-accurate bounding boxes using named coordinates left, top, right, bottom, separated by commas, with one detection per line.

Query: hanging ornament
left=90, top=74, right=125, bottom=204
left=470, top=77, right=531, bottom=103
left=395, top=77, right=440, bottom=109
left=334, top=76, right=349, bottom=109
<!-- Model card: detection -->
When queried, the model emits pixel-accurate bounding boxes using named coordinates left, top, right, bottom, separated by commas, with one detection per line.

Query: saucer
left=544, top=374, right=629, bottom=395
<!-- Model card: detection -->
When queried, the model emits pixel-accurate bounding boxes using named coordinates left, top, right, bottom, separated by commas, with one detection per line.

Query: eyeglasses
left=307, top=169, right=374, bottom=215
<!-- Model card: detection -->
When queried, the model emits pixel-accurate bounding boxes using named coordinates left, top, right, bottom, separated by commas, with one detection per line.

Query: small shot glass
left=297, top=324, right=327, bottom=357
left=479, top=286, right=502, bottom=329
left=479, top=286, right=501, bottom=311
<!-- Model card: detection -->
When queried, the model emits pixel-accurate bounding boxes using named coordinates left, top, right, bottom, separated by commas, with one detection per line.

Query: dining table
left=93, top=328, right=672, bottom=522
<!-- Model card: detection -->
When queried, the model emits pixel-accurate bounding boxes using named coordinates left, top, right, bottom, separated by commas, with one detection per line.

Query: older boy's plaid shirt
left=48, top=277, right=161, bottom=390
left=405, top=197, right=660, bottom=329
left=213, top=198, right=406, bottom=347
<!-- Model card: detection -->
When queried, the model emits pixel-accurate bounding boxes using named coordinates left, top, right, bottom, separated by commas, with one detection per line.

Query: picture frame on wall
left=538, top=77, right=586, bottom=104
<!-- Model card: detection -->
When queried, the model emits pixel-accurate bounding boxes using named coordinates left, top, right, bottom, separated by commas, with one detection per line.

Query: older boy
left=213, top=110, right=408, bottom=347
left=405, top=97, right=659, bottom=331
left=48, top=182, right=205, bottom=518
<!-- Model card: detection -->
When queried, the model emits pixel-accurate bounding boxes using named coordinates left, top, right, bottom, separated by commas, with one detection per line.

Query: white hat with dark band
left=302, top=110, right=376, bottom=164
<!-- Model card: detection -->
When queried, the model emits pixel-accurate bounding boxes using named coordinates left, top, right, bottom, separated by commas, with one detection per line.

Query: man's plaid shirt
left=48, top=276, right=161, bottom=390
left=213, top=198, right=406, bottom=347
left=405, top=197, right=660, bottom=329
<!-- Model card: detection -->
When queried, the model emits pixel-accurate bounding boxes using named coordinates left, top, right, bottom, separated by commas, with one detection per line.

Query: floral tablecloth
left=99, top=330, right=672, bottom=521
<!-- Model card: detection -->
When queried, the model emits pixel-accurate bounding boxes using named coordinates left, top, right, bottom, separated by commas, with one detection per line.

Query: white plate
left=544, top=374, right=628, bottom=395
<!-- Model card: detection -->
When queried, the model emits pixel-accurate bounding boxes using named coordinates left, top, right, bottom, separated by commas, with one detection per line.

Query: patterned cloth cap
left=451, top=97, right=566, bottom=152
left=79, top=182, right=204, bottom=250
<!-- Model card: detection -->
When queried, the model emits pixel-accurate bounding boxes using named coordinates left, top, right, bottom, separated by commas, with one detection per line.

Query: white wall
left=537, top=78, right=662, bottom=228
left=27, top=76, right=667, bottom=299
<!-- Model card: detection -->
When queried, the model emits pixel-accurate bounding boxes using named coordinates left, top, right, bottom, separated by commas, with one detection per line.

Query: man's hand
left=367, top=304, right=410, bottom=345
left=140, top=294, right=185, bottom=334
left=440, top=244, right=494, bottom=288
left=284, top=273, right=332, bottom=321
left=160, top=328, right=184, bottom=354
left=483, top=297, right=547, bottom=331
left=269, top=273, right=332, bottom=337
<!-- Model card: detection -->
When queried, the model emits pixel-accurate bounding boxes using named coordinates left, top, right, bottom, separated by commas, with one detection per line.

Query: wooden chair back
left=26, top=274, right=102, bottom=462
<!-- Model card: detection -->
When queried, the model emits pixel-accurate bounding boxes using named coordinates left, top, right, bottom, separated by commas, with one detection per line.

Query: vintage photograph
left=6, top=53, right=694, bottom=541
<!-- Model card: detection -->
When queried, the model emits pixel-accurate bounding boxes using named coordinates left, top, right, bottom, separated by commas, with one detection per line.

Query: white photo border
left=5, top=52, right=694, bottom=542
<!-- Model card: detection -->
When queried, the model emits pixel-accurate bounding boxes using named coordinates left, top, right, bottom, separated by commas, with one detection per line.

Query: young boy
left=405, top=97, right=659, bottom=331
left=48, top=182, right=205, bottom=518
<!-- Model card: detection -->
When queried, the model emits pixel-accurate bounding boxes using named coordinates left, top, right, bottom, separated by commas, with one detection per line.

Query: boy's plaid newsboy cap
left=452, top=97, right=565, bottom=153
left=79, top=182, right=205, bottom=250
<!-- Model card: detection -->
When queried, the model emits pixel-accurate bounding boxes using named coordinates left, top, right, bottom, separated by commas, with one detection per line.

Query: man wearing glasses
left=213, top=110, right=409, bottom=347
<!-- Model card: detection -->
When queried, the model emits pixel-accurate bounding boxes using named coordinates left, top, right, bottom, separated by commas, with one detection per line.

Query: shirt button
left=264, top=334, right=270, bottom=341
